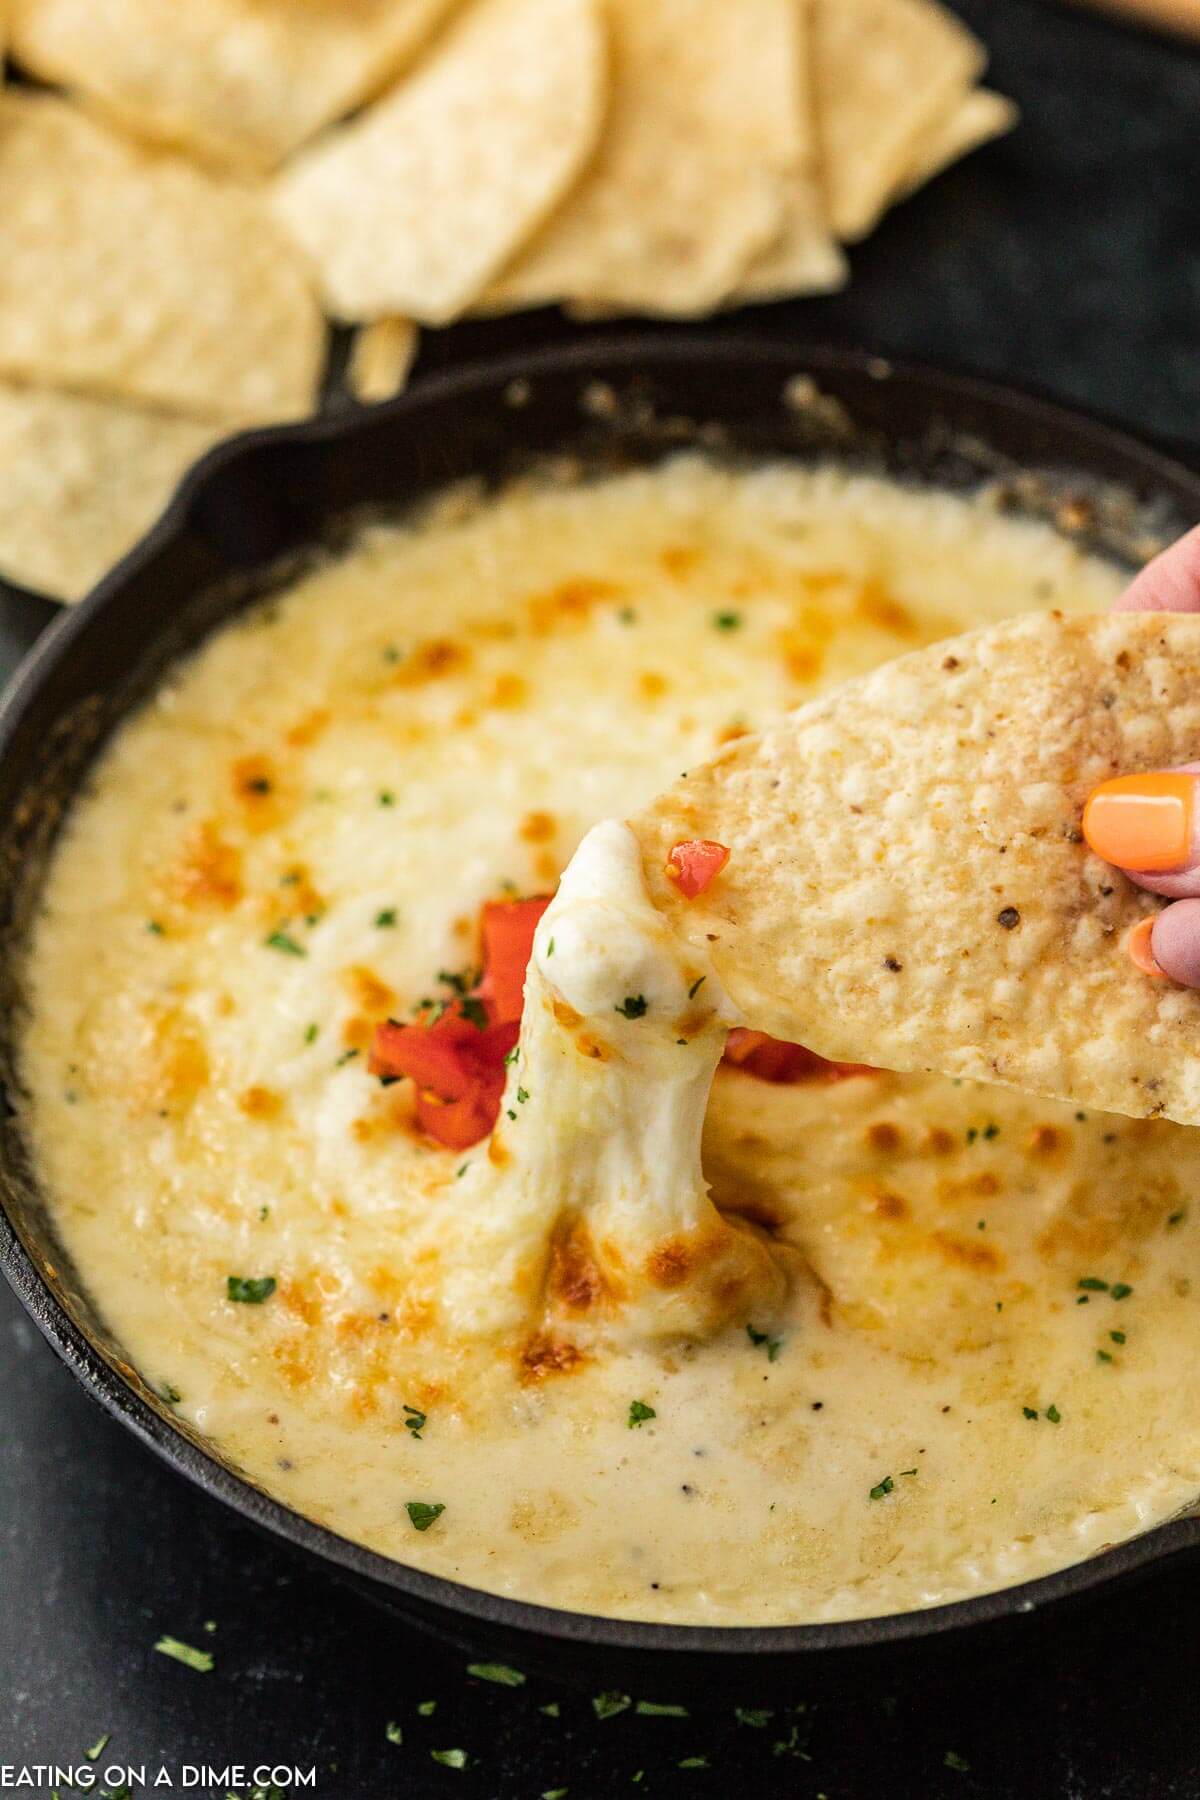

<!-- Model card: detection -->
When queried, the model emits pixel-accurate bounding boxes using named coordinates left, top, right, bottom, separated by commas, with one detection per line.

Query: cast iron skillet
left=3, top=337, right=1200, bottom=1695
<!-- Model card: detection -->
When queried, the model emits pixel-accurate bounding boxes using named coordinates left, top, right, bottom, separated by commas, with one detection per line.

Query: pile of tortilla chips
left=1, top=0, right=1013, bottom=601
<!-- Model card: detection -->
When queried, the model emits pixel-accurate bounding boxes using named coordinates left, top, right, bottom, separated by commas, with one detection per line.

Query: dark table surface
left=5, top=1, right=1200, bottom=1794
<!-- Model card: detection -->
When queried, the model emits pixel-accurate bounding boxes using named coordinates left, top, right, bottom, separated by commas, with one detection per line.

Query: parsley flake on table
left=637, top=1701, right=688, bottom=1717
left=734, top=1708, right=774, bottom=1728
left=226, top=1275, right=276, bottom=1304
left=418, top=1700, right=437, bottom=1717
left=406, top=1501, right=445, bottom=1531
left=543, top=1790, right=569, bottom=1799
left=615, top=994, right=648, bottom=1019
left=85, top=1734, right=111, bottom=1762
left=154, top=1635, right=213, bottom=1673
left=467, top=1662, right=526, bottom=1687
left=539, top=1702, right=560, bottom=1718
left=679, top=1757, right=709, bottom=1769
left=430, top=1748, right=469, bottom=1769
left=944, top=1751, right=971, bottom=1772
left=385, top=1722, right=403, bottom=1745
left=592, top=1691, right=632, bottom=1720
left=628, top=1400, right=656, bottom=1428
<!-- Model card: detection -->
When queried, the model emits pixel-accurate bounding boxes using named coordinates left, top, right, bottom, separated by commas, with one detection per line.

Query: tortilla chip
left=484, top=0, right=801, bottom=318
left=348, top=318, right=419, bottom=403
left=272, top=0, right=605, bottom=327
left=0, top=94, right=324, bottom=425
left=813, top=0, right=986, bottom=241
left=895, top=88, right=1017, bottom=202
left=8, top=0, right=460, bottom=172
left=730, top=174, right=848, bottom=306
left=0, top=383, right=223, bottom=602
left=633, top=611, right=1200, bottom=1127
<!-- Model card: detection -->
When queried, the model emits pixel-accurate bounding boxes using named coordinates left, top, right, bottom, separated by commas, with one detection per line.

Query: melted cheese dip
left=23, top=456, right=1200, bottom=1626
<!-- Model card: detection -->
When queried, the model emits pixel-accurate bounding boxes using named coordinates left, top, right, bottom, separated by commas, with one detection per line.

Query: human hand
left=1082, top=524, right=1200, bottom=984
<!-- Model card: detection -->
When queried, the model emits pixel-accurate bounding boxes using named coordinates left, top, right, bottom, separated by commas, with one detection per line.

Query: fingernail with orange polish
left=1126, top=916, right=1168, bottom=978
left=1082, top=771, right=1195, bottom=873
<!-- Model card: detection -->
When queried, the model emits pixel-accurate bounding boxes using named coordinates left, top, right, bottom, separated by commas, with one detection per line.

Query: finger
left=1114, top=522, right=1200, bottom=613
left=1149, top=900, right=1200, bottom=988
left=1083, top=765, right=1200, bottom=899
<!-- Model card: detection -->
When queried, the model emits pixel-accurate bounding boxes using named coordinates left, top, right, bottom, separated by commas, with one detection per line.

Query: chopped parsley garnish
left=458, top=996, right=488, bottom=1029
left=944, top=1751, right=971, bottom=1773
left=85, top=1734, right=111, bottom=1762
left=628, top=1400, right=656, bottom=1428
left=438, top=966, right=477, bottom=995
left=713, top=611, right=741, bottom=631
left=404, top=1404, right=426, bottom=1440
left=869, top=1476, right=895, bottom=1500
left=1111, top=1330, right=1126, bottom=1344
left=1046, top=1404, right=1062, bottom=1424
left=157, top=1383, right=182, bottom=1405
left=430, top=1748, right=468, bottom=1770
left=687, top=976, right=706, bottom=1000
left=637, top=1701, right=689, bottom=1717
left=419, top=1701, right=438, bottom=1717
left=1168, top=1209, right=1187, bottom=1226
left=375, top=908, right=397, bottom=927
left=154, top=1636, right=213, bottom=1673
left=378, top=790, right=396, bottom=807
left=146, top=920, right=164, bottom=936
left=264, top=929, right=306, bottom=957
left=1097, top=1349, right=1113, bottom=1364
left=335, top=1047, right=360, bottom=1066
left=539, top=1702, right=560, bottom=1718
left=1023, top=1407, right=1038, bottom=1420
left=516, top=1087, right=530, bottom=1104
left=467, top=1662, right=526, bottom=1687
left=1077, top=1277, right=1109, bottom=1292
left=734, top=1708, right=774, bottom=1729
left=615, top=994, right=648, bottom=1019
left=679, top=1758, right=709, bottom=1770
left=507, top=1108, right=517, bottom=1121
left=746, top=1323, right=783, bottom=1361
left=504, top=1045, right=521, bottom=1065
left=383, top=644, right=402, bottom=663
left=385, top=1722, right=403, bottom=1745
left=546, top=936, right=555, bottom=957
left=543, top=1791, right=569, bottom=1799
left=226, top=1275, right=276, bottom=1304
left=592, top=1692, right=631, bottom=1721
left=983, top=1122, right=1000, bottom=1139
left=456, top=1163, right=469, bottom=1178
left=618, top=607, right=637, bottom=624
left=1111, top=1282, right=1133, bottom=1300
left=406, top=1501, right=445, bottom=1532
left=305, top=1023, right=319, bottom=1043
left=258, top=1205, right=269, bottom=1221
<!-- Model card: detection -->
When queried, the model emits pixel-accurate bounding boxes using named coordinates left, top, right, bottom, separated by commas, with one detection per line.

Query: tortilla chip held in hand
left=633, top=611, right=1200, bottom=1126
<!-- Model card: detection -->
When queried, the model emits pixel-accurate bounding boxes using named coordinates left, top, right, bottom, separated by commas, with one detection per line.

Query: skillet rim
left=4, top=332, right=1200, bottom=1661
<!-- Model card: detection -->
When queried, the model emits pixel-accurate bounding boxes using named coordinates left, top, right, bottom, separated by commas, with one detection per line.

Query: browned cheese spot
left=238, top=1084, right=282, bottom=1120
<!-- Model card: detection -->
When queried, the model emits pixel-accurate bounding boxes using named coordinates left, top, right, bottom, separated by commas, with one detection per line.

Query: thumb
left=1083, top=766, right=1200, bottom=987
left=1083, top=765, right=1200, bottom=900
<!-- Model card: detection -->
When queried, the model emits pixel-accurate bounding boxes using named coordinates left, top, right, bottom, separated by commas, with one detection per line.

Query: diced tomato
left=477, top=896, right=552, bottom=1022
left=723, top=1027, right=875, bottom=1084
left=666, top=838, right=730, bottom=899
left=415, top=1079, right=505, bottom=1152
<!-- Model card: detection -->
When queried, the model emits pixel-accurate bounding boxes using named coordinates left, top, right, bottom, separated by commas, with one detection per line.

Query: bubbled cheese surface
left=24, top=456, right=1200, bottom=1627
